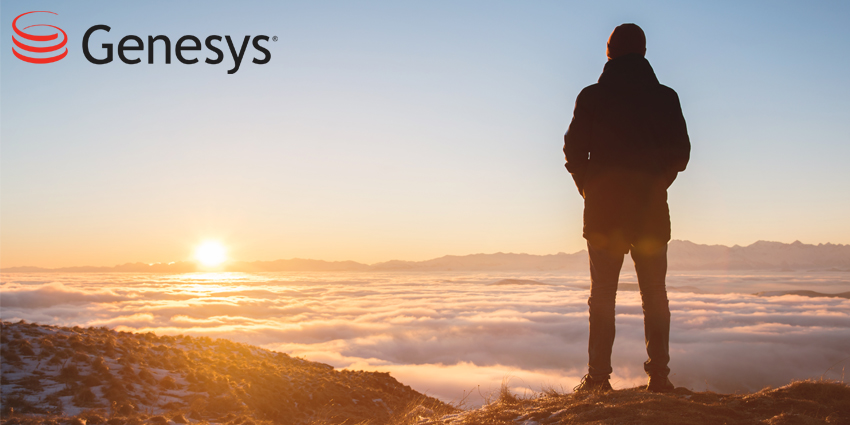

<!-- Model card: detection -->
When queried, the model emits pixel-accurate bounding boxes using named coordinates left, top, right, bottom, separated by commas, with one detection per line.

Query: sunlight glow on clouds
left=1, top=271, right=848, bottom=404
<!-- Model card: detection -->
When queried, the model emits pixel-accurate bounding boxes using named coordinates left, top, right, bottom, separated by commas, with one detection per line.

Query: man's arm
left=662, top=90, right=691, bottom=187
left=564, top=89, right=593, bottom=197
left=668, top=91, right=690, bottom=173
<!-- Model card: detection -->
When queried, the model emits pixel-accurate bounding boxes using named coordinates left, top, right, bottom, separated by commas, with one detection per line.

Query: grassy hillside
left=0, top=321, right=451, bottom=425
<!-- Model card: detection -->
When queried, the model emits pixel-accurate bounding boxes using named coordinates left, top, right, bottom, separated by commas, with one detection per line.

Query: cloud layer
left=2, top=271, right=848, bottom=404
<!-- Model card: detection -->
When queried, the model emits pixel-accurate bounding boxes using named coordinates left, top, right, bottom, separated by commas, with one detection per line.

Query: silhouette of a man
left=564, top=23, right=690, bottom=393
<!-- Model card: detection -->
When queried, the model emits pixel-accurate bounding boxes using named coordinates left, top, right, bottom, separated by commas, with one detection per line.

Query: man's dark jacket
left=564, top=53, right=690, bottom=250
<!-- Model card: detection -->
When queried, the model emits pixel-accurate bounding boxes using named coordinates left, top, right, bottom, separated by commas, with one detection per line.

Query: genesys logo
left=12, top=11, right=273, bottom=74
left=12, top=11, right=68, bottom=63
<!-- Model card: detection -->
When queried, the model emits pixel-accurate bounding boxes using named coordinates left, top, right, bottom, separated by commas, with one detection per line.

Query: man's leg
left=587, top=240, right=625, bottom=379
left=631, top=240, right=671, bottom=379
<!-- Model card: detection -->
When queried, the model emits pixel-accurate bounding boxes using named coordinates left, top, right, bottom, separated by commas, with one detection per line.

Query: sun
left=195, top=241, right=227, bottom=267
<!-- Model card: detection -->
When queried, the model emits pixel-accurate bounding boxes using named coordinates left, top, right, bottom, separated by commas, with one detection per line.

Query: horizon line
left=3, top=239, right=849, bottom=272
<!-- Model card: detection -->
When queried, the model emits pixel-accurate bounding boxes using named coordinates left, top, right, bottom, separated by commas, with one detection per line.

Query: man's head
left=606, top=23, right=646, bottom=61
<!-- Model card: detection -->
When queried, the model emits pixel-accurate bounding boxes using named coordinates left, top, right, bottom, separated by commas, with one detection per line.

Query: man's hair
left=607, top=23, right=646, bottom=60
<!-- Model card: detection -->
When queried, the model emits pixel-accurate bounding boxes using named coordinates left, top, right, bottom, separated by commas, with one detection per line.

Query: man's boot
left=574, top=374, right=613, bottom=393
left=646, top=375, right=675, bottom=393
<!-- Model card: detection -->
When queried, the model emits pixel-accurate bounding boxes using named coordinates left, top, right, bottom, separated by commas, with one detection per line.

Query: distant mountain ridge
left=3, top=240, right=849, bottom=273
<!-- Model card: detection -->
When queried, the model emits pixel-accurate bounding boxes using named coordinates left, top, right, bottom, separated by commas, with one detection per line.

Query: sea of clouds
left=1, top=271, right=848, bottom=405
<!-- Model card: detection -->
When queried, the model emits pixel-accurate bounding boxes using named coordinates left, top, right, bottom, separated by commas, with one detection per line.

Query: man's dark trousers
left=587, top=240, right=671, bottom=379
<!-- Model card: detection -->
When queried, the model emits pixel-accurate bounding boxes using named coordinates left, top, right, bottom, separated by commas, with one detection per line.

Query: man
left=564, top=23, right=690, bottom=393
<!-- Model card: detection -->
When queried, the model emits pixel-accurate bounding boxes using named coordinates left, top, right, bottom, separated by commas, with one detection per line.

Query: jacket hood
left=598, top=53, right=659, bottom=86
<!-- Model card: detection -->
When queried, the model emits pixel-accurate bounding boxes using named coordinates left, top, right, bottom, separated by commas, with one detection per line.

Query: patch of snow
left=548, top=408, right=568, bottom=418
left=59, top=396, right=81, bottom=417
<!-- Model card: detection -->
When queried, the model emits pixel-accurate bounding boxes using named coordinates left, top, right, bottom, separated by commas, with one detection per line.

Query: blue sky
left=2, top=0, right=849, bottom=266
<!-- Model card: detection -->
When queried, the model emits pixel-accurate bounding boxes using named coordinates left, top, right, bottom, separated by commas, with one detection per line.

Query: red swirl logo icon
left=12, top=11, right=68, bottom=64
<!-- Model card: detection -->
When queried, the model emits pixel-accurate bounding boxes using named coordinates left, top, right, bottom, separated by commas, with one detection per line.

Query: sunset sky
left=2, top=0, right=849, bottom=268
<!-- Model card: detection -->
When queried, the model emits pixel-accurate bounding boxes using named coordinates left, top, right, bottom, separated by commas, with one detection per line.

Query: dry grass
left=416, top=379, right=850, bottom=425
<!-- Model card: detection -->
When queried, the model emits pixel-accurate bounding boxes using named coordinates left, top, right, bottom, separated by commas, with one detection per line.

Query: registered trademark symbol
left=272, top=36, right=278, bottom=42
